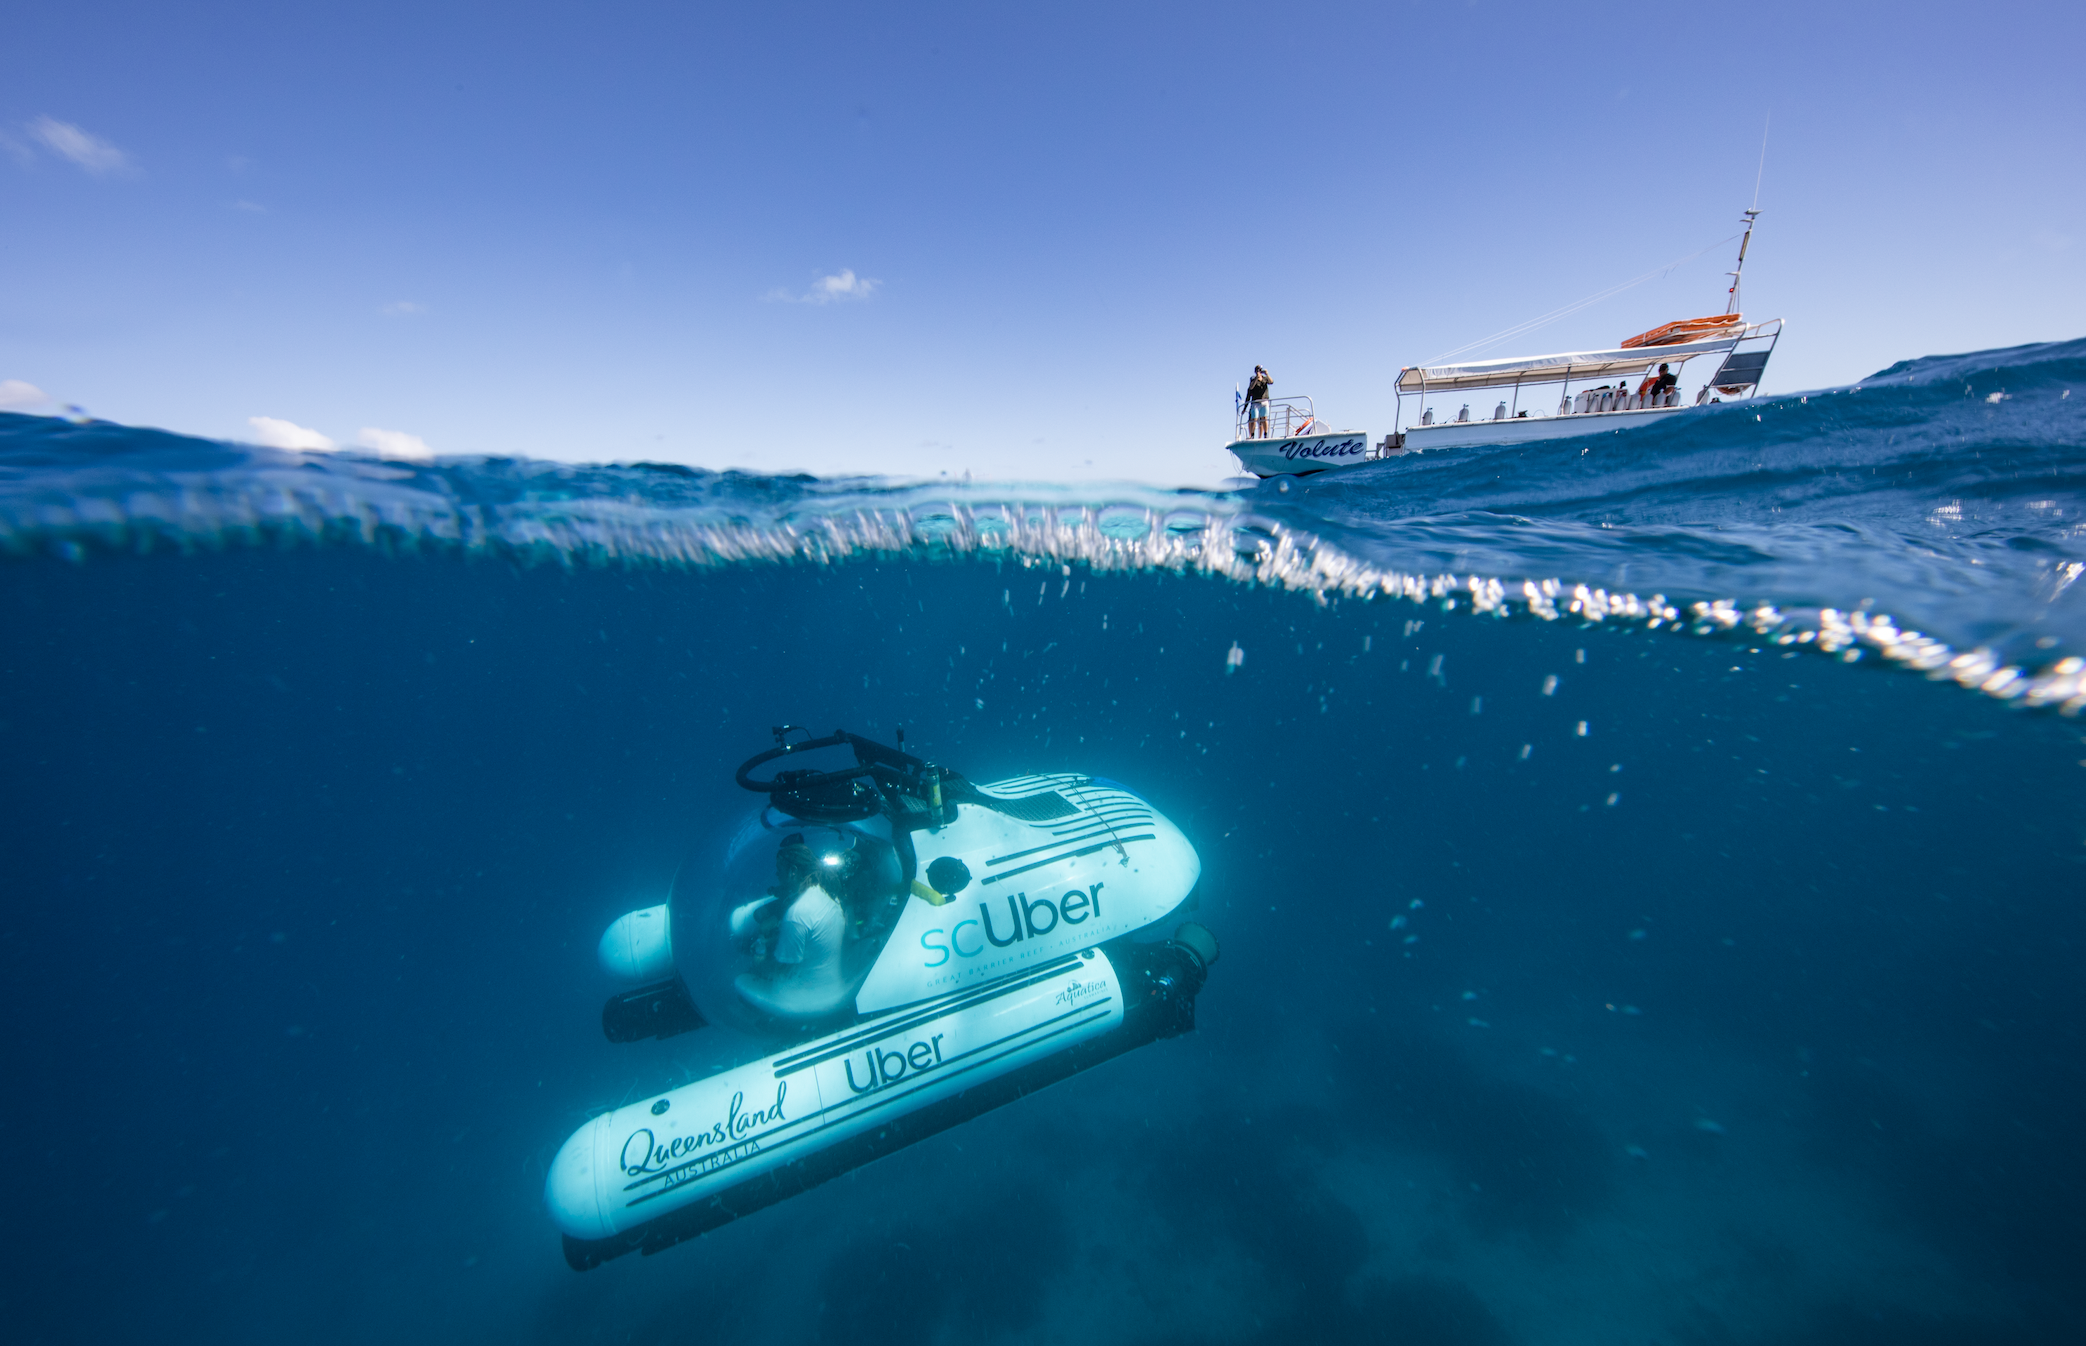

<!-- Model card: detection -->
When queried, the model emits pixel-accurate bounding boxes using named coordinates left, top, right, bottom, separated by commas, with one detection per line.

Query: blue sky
left=4, top=0, right=2081, bottom=483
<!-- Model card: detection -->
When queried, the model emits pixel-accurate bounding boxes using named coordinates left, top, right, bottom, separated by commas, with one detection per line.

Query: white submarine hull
left=860, top=773, right=1200, bottom=1010
left=550, top=731, right=1214, bottom=1269
left=550, top=935, right=1210, bottom=1269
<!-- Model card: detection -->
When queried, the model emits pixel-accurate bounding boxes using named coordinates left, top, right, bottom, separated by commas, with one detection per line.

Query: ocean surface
left=3, top=336, right=2083, bottom=1345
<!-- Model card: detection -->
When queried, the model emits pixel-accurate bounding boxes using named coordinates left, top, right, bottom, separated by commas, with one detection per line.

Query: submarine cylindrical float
left=545, top=726, right=1215, bottom=1269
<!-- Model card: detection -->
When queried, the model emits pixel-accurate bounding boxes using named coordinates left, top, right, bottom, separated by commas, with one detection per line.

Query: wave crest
left=3, top=337, right=2083, bottom=713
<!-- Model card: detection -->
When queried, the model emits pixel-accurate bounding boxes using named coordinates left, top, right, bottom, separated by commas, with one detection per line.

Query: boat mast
left=1725, top=209, right=1759, bottom=316
left=1727, top=116, right=1769, bottom=316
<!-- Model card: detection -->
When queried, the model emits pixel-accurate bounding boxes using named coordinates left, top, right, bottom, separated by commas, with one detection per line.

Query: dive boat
left=1224, top=210, right=1783, bottom=477
left=1221, top=394, right=1391, bottom=478
left=545, top=728, right=1215, bottom=1269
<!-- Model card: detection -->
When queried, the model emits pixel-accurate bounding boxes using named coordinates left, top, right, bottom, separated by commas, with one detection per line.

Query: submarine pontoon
left=546, top=727, right=1216, bottom=1269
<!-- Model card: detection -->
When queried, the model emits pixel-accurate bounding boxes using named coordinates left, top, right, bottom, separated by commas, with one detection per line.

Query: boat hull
left=1227, top=431, right=1370, bottom=477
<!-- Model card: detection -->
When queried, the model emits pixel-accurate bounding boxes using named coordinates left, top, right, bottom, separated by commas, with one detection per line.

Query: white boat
left=1225, top=211, right=1782, bottom=477
left=1221, top=395, right=1387, bottom=477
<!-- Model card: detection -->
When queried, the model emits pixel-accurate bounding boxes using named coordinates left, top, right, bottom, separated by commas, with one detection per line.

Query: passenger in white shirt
left=773, top=882, right=844, bottom=978
left=735, top=837, right=851, bottom=1019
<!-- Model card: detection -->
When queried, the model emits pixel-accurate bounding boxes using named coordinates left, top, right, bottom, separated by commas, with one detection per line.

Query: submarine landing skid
left=602, top=977, right=707, bottom=1043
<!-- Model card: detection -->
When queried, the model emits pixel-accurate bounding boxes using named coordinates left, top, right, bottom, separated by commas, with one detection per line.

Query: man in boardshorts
left=1246, top=365, right=1272, bottom=438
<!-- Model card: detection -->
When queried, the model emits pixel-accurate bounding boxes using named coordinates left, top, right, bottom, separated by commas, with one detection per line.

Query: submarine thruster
left=546, top=726, right=1216, bottom=1269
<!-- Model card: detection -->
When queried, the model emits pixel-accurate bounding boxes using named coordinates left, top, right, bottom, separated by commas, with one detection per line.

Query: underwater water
left=2, top=337, right=2083, bottom=1346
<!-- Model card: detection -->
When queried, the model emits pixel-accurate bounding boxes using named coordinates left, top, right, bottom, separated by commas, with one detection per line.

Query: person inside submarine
left=731, top=833, right=850, bottom=1018
left=730, top=826, right=918, bottom=1020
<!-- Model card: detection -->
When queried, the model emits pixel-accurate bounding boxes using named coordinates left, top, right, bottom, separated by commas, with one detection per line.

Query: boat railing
left=1234, top=395, right=1317, bottom=441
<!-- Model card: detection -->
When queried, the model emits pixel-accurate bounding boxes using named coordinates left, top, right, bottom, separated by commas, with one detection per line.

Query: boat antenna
left=1422, top=232, right=1738, bottom=366
left=1727, top=116, right=1770, bottom=315
left=1751, top=112, right=1771, bottom=212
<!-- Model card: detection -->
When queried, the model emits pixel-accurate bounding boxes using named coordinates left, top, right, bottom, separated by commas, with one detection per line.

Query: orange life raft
left=1619, top=313, right=1746, bottom=349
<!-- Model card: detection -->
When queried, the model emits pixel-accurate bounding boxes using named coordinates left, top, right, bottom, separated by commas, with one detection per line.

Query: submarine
left=546, top=726, right=1217, bottom=1270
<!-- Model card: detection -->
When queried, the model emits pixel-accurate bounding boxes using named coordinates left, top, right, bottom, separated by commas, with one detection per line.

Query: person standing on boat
left=1246, top=365, right=1273, bottom=438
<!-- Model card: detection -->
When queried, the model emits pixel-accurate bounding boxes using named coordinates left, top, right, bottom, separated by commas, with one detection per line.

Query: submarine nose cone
left=598, top=904, right=674, bottom=982
left=545, top=1113, right=621, bottom=1241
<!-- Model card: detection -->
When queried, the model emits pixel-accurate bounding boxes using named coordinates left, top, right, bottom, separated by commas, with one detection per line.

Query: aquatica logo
left=1054, top=979, right=1105, bottom=1009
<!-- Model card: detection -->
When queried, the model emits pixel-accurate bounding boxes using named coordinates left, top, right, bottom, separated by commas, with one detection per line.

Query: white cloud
left=26, top=116, right=131, bottom=175
left=381, top=300, right=428, bottom=316
left=248, top=416, right=336, bottom=451
left=357, top=427, right=434, bottom=459
left=231, top=199, right=266, bottom=213
left=811, top=269, right=878, bottom=302
left=0, top=379, right=51, bottom=410
left=765, top=268, right=881, bottom=304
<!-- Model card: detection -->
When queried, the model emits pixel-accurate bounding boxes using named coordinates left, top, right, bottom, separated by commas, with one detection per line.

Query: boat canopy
left=1396, top=334, right=1743, bottom=394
